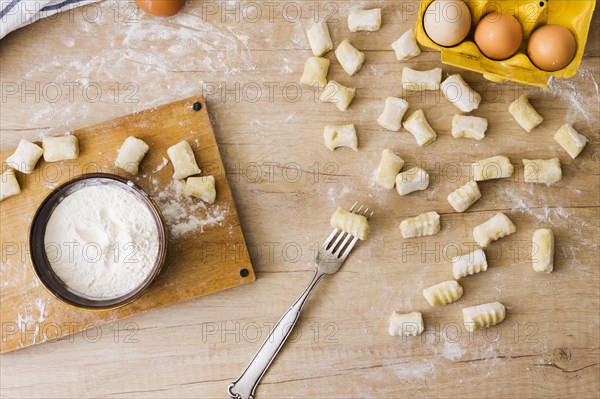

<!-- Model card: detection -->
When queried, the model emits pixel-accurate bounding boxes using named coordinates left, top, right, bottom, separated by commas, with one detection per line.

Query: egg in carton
left=415, top=0, right=596, bottom=87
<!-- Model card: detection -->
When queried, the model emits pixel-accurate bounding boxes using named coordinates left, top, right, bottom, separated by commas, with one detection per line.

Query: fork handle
left=228, top=270, right=325, bottom=399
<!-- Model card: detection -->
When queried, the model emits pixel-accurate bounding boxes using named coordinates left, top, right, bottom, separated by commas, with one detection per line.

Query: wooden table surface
left=1, top=1, right=598, bottom=398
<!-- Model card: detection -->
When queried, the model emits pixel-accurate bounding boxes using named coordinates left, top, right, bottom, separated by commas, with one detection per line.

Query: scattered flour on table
left=442, top=340, right=467, bottom=361
left=153, top=180, right=227, bottom=239
left=152, top=157, right=169, bottom=173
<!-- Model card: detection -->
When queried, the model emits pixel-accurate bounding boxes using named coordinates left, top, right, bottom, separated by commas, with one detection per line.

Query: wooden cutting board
left=0, top=96, right=255, bottom=353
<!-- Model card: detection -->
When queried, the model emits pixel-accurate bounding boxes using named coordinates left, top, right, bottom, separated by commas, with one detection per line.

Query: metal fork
left=228, top=203, right=372, bottom=399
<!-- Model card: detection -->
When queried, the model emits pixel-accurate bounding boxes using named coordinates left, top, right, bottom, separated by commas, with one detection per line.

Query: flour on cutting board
left=152, top=179, right=227, bottom=239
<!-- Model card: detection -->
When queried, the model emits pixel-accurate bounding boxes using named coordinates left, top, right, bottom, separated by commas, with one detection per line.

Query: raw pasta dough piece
left=532, top=228, right=554, bottom=273
left=391, top=29, right=421, bottom=60
left=0, top=169, right=21, bottom=201
left=554, top=124, right=588, bottom=159
left=423, top=280, right=463, bottom=306
left=348, top=9, right=381, bottom=32
left=522, top=158, right=562, bottom=184
left=307, top=21, right=333, bottom=56
left=447, top=181, right=481, bottom=212
left=377, top=97, right=409, bottom=132
left=388, top=311, right=424, bottom=336
left=472, top=155, right=513, bottom=181
left=323, top=125, right=358, bottom=151
left=6, top=139, right=43, bottom=174
left=403, top=109, right=437, bottom=146
left=167, top=140, right=202, bottom=180
left=509, top=95, right=543, bottom=132
left=400, top=211, right=440, bottom=238
left=452, top=249, right=487, bottom=279
left=396, top=167, right=429, bottom=195
left=441, top=74, right=482, bottom=112
left=330, top=207, right=369, bottom=240
left=115, top=136, right=150, bottom=175
left=300, top=57, right=330, bottom=88
left=374, top=149, right=404, bottom=190
left=473, top=212, right=516, bottom=247
left=184, top=176, right=216, bottom=204
left=42, top=135, right=79, bottom=162
left=402, top=67, right=442, bottom=91
left=320, top=81, right=356, bottom=112
left=451, top=115, right=488, bottom=140
left=335, top=40, right=365, bottom=76
left=463, top=302, right=506, bottom=332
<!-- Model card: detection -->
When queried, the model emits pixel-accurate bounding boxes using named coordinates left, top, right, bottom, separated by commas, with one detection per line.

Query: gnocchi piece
left=115, top=136, right=150, bottom=175
left=335, top=40, right=365, bottom=76
left=554, top=124, right=588, bottom=159
left=388, top=311, right=424, bottom=336
left=167, top=140, right=202, bottom=180
left=403, top=109, right=437, bottom=146
left=462, top=302, right=506, bottom=332
left=348, top=8, right=382, bottom=32
left=422, top=280, right=463, bottom=307
left=447, top=181, right=481, bottom=213
left=452, top=249, right=488, bottom=279
left=451, top=115, right=488, bottom=141
left=508, top=95, right=543, bottom=132
left=400, top=211, right=440, bottom=238
left=300, top=57, right=330, bottom=88
left=377, top=97, right=409, bottom=132
left=330, top=207, right=369, bottom=240
left=396, top=167, right=429, bottom=195
left=532, top=228, right=554, bottom=273
left=307, top=21, right=333, bottom=56
left=441, top=74, right=482, bottom=112
left=472, top=155, right=514, bottom=181
left=391, top=29, right=421, bottom=60
left=374, top=149, right=405, bottom=190
left=402, top=67, right=442, bottom=91
left=473, top=212, right=516, bottom=247
left=523, top=158, right=562, bottom=184
left=42, top=135, right=79, bottom=162
left=6, top=139, right=43, bottom=174
left=323, top=124, right=358, bottom=151
left=0, top=169, right=21, bottom=202
left=184, top=176, right=216, bottom=204
left=320, top=81, right=356, bottom=112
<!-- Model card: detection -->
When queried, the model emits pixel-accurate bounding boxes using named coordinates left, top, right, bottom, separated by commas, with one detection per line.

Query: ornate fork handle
left=228, top=270, right=325, bottom=399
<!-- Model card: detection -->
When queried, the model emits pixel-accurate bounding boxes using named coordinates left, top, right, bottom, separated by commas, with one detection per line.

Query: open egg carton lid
left=415, top=0, right=596, bottom=87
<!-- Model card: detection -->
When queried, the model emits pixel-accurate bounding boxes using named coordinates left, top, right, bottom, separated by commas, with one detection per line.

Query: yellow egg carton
left=414, top=0, right=596, bottom=87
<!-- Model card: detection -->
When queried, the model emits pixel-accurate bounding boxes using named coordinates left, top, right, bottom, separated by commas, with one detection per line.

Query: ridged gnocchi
left=473, top=213, right=516, bottom=247
left=452, top=249, right=488, bottom=279
left=423, top=280, right=463, bottom=306
left=400, top=211, right=440, bottom=238
left=462, top=302, right=506, bottom=332
left=447, top=181, right=481, bottom=213
left=330, top=207, right=369, bottom=240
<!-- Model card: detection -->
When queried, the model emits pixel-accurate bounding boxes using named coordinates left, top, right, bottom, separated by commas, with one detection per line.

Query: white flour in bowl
left=44, top=184, right=160, bottom=298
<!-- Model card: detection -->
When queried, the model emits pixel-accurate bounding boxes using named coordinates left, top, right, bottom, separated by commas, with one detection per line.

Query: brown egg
left=474, top=13, right=523, bottom=60
left=135, top=0, right=186, bottom=17
left=527, top=25, right=577, bottom=71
